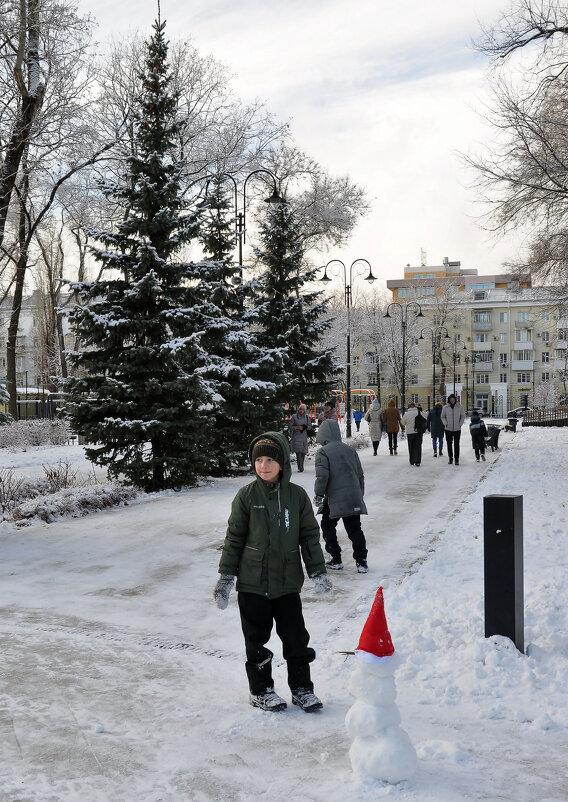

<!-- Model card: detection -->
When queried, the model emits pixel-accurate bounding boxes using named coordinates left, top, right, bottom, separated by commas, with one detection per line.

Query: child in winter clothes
left=469, top=409, right=487, bottom=462
left=214, top=431, right=331, bottom=713
left=314, top=419, right=369, bottom=573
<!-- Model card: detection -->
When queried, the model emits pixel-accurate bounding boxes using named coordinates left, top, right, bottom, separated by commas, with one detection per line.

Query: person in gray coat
left=441, top=393, right=466, bottom=465
left=313, top=419, right=369, bottom=573
left=289, top=403, right=310, bottom=472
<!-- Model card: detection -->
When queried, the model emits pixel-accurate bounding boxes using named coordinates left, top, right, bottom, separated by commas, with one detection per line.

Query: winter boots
left=356, top=559, right=368, bottom=574
left=326, top=554, right=343, bottom=570
left=249, top=688, right=287, bottom=711
left=292, top=688, right=323, bottom=712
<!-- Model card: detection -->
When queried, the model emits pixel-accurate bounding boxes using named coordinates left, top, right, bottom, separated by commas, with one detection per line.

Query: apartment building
left=349, top=257, right=567, bottom=414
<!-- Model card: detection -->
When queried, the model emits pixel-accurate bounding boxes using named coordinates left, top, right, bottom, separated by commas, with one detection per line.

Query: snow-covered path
left=1, top=424, right=567, bottom=801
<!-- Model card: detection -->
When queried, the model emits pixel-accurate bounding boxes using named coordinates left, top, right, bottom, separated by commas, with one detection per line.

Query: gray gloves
left=313, top=495, right=325, bottom=515
left=312, top=572, right=333, bottom=594
left=213, top=574, right=235, bottom=609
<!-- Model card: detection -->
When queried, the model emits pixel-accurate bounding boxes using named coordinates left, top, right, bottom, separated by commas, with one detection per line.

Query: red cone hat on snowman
left=355, top=586, right=395, bottom=664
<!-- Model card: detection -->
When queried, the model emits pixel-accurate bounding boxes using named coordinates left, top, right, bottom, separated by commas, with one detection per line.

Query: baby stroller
left=485, top=424, right=501, bottom=452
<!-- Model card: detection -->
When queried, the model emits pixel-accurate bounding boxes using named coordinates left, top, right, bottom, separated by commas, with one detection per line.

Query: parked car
left=506, top=407, right=533, bottom=418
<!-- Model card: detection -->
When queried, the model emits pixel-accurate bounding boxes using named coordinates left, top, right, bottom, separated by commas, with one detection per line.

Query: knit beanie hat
left=251, top=438, right=284, bottom=467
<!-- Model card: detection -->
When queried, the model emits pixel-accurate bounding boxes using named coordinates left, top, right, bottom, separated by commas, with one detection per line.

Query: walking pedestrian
left=318, top=400, right=338, bottom=424
left=401, top=402, right=425, bottom=467
left=469, top=409, right=487, bottom=462
left=441, top=393, right=466, bottom=465
left=353, top=408, right=364, bottom=432
left=213, top=431, right=332, bottom=713
left=289, top=403, right=310, bottom=472
left=383, top=398, right=402, bottom=455
left=364, top=398, right=383, bottom=455
left=313, top=419, right=369, bottom=573
left=427, top=401, right=444, bottom=458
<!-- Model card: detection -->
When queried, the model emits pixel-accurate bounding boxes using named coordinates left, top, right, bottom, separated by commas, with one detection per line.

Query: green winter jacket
left=218, top=431, right=326, bottom=598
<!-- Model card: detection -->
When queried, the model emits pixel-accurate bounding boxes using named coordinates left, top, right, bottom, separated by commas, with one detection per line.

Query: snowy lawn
left=0, top=422, right=567, bottom=801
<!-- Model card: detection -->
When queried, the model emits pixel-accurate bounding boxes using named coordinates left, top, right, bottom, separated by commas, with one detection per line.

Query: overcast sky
left=78, top=0, right=519, bottom=290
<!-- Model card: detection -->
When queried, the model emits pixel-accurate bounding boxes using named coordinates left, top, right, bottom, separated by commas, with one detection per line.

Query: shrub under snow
left=0, top=419, right=71, bottom=449
left=12, top=484, right=137, bottom=525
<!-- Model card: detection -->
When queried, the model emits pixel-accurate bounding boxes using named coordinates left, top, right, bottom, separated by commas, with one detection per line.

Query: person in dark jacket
left=469, top=409, right=487, bottom=462
left=427, top=401, right=444, bottom=458
left=214, top=431, right=331, bottom=713
left=314, top=419, right=369, bottom=573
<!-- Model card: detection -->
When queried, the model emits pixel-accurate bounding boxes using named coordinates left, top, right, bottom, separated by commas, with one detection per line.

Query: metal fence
left=522, top=407, right=568, bottom=427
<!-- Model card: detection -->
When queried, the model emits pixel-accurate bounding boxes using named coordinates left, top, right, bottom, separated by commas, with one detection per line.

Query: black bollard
left=483, top=494, right=524, bottom=653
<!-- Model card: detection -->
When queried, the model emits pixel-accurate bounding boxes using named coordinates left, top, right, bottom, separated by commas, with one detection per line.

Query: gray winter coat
left=441, top=401, right=466, bottom=432
left=289, top=412, right=309, bottom=454
left=314, top=420, right=367, bottom=518
left=364, top=401, right=383, bottom=441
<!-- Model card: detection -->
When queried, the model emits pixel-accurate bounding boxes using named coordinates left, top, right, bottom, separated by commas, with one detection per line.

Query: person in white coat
left=364, top=399, right=383, bottom=456
left=441, top=393, right=466, bottom=465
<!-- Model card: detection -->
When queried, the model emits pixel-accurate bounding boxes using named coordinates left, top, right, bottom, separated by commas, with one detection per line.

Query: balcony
left=473, top=342, right=493, bottom=351
left=512, top=359, right=534, bottom=370
left=473, top=361, right=493, bottom=372
left=513, top=340, right=533, bottom=350
left=473, top=321, right=492, bottom=331
left=555, top=358, right=568, bottom=370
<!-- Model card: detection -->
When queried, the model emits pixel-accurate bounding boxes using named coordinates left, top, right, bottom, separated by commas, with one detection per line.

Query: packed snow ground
left=0, top=421, right=567, bottom=802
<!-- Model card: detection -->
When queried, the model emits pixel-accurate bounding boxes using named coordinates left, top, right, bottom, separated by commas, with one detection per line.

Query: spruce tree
left=252, top=200, right=339, bottom=426
left=65, top=19, right=213, bottom=491
left=196, top=179, right=283, bottom=472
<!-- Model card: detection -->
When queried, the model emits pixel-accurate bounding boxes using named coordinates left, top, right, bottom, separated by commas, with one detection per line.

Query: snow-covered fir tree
left=252, top=200, right=339, bottom=425
left=197, top=178, right=283, bottom=473
left=64, top=19, right=216, bottom=491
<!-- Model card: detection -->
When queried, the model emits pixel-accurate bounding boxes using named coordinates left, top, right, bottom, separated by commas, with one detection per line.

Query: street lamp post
left=321, top=259, right=377, bottom=437
left=419, top=325, right=449, bottom=407
left=442, top=339, right=467, bottom=397
left=206, top=169, right=285, bottom=279
left=384, top=302, right=424, bottom=412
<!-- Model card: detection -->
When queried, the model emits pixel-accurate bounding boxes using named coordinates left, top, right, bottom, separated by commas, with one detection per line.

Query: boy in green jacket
left=213, top=431, right=332, bottom=712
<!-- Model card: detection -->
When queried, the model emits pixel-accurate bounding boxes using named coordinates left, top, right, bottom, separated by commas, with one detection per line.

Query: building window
left=542, top=331, right=550, bottom=343
left=367, top=374, right=377, bottom=385
left=475, top=333, right=489, bottom=343
left=353, top=376, right=361, bottom=388
left=517, top=373, right=531, bottom=383
left=542, top=310, right=550, bottom=321
left=500, top=373, right=507, bottom=383
left=426, top=273, right=436, bottom=278
left=417, top=286, right=435, bottom=296
left=515, top=329, right=532, bottom=342
left=541, top=352, right=550, bottom=363
left=517, top=350, right=532, bottom=360
left=542, top=372, right=550, bottom=382
left=499, top=353, right=508, bottom=365
left=558, top=328, right=568, bottom=341
left=476, top=374, right=489, bottom=384
left=474, top=311, right=491, bottom=323
left=517, top=312, right=531, bottom=323
left=398, top=287, right=415, bottom=299
left=412, top=274, right=424, bottom=279
left=455, top=373, right=461, bottom=383
left=410, top=375, right=418, bottom=385
left=411, top=393, right=419, bottom=404
left=353, top=356, right=360, bottom=366
left=476, top=352, right=492, bottom=363
left=365, top=352, right=375, bottom=365
left=500, top=333, right=508, bottom=344
left=499, top=312, right=508, bottom=323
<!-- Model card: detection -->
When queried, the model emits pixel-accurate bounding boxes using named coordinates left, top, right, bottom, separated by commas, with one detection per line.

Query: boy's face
left=255, top=456, right=281, bottom=483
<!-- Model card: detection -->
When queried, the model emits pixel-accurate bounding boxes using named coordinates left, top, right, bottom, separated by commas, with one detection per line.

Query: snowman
left=345, top=586, right=418, bottom=784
